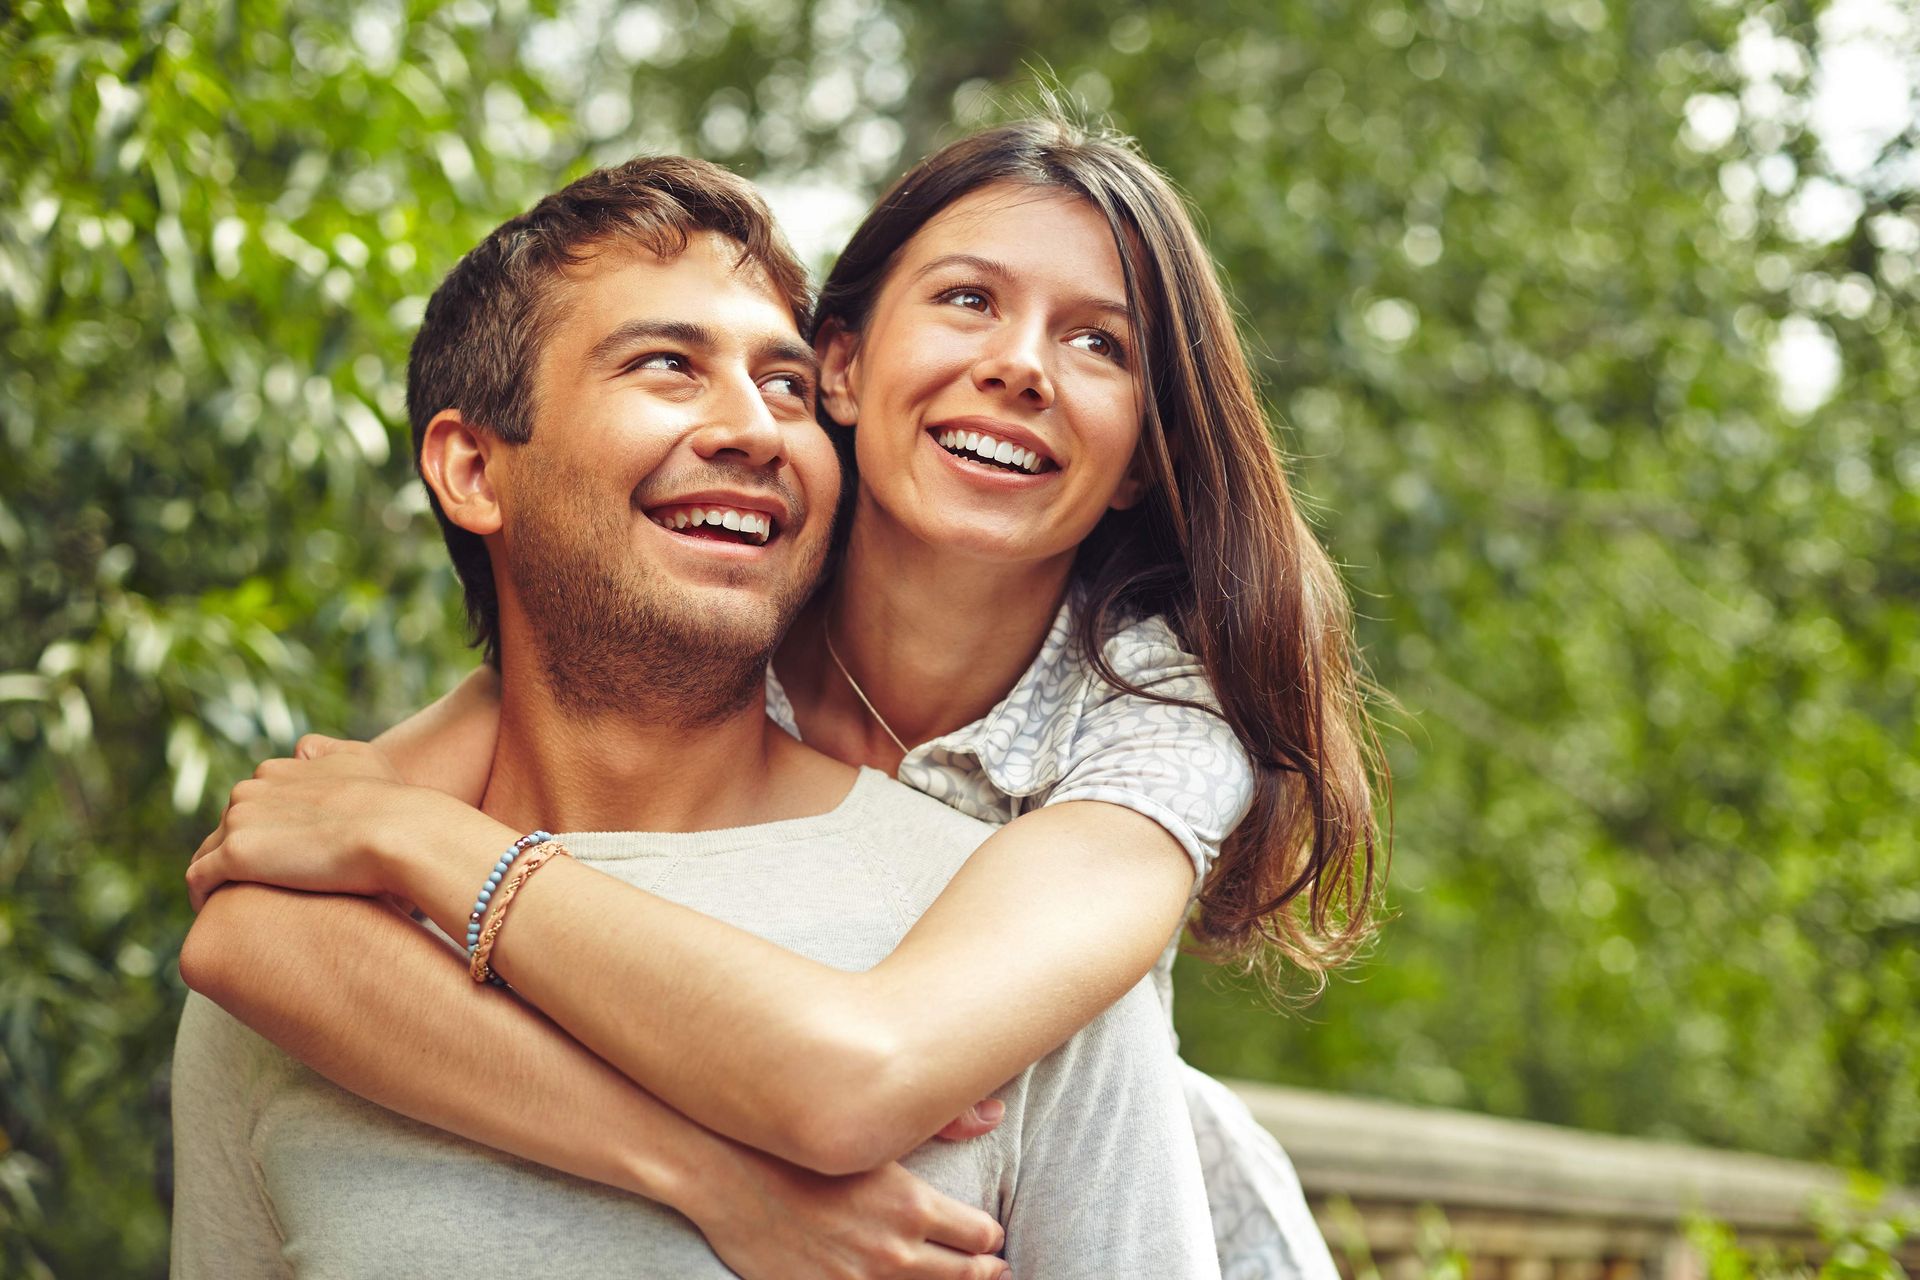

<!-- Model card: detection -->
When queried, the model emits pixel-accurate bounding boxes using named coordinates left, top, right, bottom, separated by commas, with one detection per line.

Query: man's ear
left=817, top=320, right=861, bottom=427
left=419, top=409, right=504, bottom=535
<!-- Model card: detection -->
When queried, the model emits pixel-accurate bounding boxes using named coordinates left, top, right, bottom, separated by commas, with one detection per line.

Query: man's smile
left=646, top=502, right=778, bottom=546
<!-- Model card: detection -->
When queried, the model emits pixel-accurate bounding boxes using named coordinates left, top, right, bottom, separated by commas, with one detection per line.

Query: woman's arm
left=368, top=794, right=1193, bottom=1175
left=369, top=664, right=501, bottom=800
left=179, top=885, right=1010, bottom=1280
left=187, top=745, right=1194, bottom=1175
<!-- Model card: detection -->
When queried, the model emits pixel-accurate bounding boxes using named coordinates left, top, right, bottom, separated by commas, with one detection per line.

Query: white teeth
left=934, top=428, right=1048, bottom=473
left=655, top=506, right=776, bottom=542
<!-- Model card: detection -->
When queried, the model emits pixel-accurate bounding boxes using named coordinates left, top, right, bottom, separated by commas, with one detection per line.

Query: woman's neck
left=778, top=511, right=1074, bottom=770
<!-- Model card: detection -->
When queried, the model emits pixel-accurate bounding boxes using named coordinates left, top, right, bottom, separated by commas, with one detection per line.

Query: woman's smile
left=823, top=182, right=1146, bottom=568
left=926, top=416, right=1059, bottom=476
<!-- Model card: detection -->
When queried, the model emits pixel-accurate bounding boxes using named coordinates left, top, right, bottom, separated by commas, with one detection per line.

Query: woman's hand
left=186, top=735, right=496, bottom=910
left=693, top=1147, right=1010, bottom=1280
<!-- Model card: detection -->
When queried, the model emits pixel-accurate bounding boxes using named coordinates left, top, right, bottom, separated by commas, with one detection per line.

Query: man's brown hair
left=405, top=155, right=813, bottom=665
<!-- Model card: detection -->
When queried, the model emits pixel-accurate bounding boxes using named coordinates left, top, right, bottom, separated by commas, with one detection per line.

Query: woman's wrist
left=368, top=789, right=521, bottom=925
left=642, top=1129, right=757, bottom=1230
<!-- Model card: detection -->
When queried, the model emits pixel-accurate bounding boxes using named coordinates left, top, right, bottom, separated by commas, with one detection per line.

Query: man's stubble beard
left=506, top=478, right=821, bottom=727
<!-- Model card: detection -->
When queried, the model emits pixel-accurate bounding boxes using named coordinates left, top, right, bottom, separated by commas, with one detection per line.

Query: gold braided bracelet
left=469, top=841, right=570, bottom=985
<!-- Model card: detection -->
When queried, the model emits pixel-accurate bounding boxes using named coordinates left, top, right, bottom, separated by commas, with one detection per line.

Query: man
left=171, top=155, right=1218, bottom=1277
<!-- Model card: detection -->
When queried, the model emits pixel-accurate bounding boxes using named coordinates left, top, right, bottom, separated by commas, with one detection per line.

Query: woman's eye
left=1068, top=330, right=1127, bottom=363
left=938, top=287, right=992, bottom=313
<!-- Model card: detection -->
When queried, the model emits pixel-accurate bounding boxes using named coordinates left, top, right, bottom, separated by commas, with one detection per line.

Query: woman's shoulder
left=1079, top=608, right=1211, bottom=700
left=1015, top=602, right=1254, bottom=882
left=958, top=601, right=1229, bottom=789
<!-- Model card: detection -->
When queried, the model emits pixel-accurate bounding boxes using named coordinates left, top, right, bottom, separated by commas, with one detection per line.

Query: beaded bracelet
left=466, top=831, right=552, bottom=962
left=469, top=840, right=570, bottom=986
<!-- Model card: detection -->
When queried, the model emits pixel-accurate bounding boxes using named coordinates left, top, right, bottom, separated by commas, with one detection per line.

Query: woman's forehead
left=892, top=183, right=1129, bottom=294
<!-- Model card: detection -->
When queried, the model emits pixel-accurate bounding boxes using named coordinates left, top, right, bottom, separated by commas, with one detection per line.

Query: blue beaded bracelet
left=467, top=831, right=553, bottom=959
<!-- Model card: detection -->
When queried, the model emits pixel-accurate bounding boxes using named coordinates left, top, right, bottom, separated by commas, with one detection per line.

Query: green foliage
left=2, top=0, right=1915, bottom=1273
left=1688, top=1180, right=1918, bottom=1280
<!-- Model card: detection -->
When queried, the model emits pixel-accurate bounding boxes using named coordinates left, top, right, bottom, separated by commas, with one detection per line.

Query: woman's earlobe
left=817, top=323, right=861, bottom=426
left=1109, top=449, right=1151, bottom=512
left=419, top=410, right=505, bottom=535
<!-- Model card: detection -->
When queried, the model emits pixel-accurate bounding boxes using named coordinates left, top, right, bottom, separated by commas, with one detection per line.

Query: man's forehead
left=554, top=233, right=801, bottom=332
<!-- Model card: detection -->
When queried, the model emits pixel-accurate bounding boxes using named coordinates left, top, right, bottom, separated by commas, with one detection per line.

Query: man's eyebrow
left=586, top=319, right=714, bottom=369
left=757, top=337, right=821, bottom=377
left=910, top=252, right=1133, bottom=326
left=587, top=319, right=818, bottom=376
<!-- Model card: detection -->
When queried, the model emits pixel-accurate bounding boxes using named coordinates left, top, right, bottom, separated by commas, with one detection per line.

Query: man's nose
left=688, top=377, right=785, bottom=468
left=972, top=319, right=1055, bottom=409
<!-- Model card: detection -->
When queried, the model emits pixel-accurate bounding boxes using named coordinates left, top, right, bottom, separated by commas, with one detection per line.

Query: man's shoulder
left=849, top=769, right=995, bottom=853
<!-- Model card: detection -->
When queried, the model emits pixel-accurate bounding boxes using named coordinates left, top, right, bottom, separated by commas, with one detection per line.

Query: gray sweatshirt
left=170, top=768, right=1220, bottom=1278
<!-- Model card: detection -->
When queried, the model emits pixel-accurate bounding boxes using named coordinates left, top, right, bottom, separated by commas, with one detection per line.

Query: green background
left=3, top=0, right=1915, bottom=1273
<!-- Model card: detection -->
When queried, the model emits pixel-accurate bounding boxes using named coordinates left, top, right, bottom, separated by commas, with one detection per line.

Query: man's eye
left=631, top=352, right=690, bottom=373
left=762, top=373, right=812, bottom=399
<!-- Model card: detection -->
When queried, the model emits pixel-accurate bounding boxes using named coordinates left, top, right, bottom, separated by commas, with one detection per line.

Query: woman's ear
left=419, top=410, right=504, bottom=535
left=817, top=320, right=861, bottom=427
left=1109, top=450, right=1149, bottom=512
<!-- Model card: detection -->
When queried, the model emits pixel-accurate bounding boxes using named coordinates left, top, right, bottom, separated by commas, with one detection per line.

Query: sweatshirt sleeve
left=169, top=993, right=292, bottom=1279
left=995, top=977, right=1221, bottom=1279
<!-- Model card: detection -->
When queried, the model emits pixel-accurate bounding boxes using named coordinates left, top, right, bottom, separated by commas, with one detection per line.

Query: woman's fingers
left=933, top=1097, right=1005, bottom=1142
left=918, top=1189, right=1005, bottom=1257
left=296, top=733, right=346, bottom=759
left=907, top=1246, right=1010, bottom=1280
left=184, top=844, right=224, bottom=912
left=190, top=824, right=221, bottom=866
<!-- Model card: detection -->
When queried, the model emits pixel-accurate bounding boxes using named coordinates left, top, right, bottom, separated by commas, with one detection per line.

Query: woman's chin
left=909, top=518, right=1078, bottom=577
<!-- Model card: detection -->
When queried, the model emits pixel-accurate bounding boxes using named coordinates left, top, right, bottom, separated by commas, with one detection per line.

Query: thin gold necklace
left=823, top=621, right=910, bottom=756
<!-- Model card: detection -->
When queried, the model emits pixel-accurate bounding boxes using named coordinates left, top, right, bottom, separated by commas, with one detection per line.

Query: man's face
left=493, top=232, right=838, bottom=720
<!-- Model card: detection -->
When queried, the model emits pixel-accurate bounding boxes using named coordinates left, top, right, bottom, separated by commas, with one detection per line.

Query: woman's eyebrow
left=911, top=253, right=1131, bottom=325
left=910, top=252, right=1014, bottom=285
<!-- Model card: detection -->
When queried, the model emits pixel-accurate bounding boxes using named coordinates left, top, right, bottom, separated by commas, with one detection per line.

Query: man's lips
left=642, top=492, right=790, bottom=547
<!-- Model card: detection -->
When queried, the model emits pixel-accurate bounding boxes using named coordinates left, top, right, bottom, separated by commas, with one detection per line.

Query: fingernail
left=977, top=1098, right=1005, bottom=1123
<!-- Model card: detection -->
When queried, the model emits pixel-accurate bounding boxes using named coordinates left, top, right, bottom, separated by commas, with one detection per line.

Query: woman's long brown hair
left=815, top=115, right=1387, bottom=985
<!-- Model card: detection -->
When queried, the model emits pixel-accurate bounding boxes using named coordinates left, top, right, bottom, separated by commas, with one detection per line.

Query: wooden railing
left=1228, top=1081, right=1920, bottom=1279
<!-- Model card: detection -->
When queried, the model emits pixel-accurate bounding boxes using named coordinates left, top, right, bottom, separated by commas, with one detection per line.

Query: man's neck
left=479, top=651, right=851, bottom=835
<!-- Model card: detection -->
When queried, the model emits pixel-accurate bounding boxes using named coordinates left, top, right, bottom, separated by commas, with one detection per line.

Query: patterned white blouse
left=765, top=597, right=1339, bottom=1280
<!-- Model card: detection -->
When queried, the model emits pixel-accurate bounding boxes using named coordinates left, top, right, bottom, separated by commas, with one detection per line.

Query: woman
left=187, top=116, right=1382, bottom=1278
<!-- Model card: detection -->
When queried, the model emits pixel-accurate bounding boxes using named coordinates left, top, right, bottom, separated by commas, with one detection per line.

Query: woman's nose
left=972, top=321, right=1055, bottom=409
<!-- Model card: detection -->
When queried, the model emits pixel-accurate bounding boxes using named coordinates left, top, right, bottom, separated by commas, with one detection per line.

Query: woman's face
left=822, top=183, right=1147, bottom=569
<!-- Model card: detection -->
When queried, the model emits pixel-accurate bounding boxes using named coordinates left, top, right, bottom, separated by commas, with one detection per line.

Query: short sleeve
left=1042, top=616, right=1255, bottom=888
